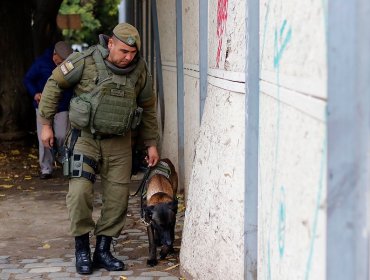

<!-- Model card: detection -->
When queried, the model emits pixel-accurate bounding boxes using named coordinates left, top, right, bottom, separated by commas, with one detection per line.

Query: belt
left=77, top=129, right=118, bottom=140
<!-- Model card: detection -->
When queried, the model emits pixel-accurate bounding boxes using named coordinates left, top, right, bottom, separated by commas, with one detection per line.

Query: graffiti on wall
left=216, top=0, right=228, bottom=68
left=260, top=1, right=327, bottom=279
left=265, top=18, right=293, bottom=279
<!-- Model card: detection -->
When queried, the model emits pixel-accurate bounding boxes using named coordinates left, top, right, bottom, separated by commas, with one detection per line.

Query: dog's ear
left=167, top=200, right=178, bottom=213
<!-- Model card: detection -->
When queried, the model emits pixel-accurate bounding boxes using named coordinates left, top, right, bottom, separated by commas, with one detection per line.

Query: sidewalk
left=0, top=143, right=184, bottom=280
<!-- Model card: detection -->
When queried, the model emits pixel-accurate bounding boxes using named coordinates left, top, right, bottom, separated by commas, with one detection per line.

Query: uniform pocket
left=69, top=97, right=91, bottom=129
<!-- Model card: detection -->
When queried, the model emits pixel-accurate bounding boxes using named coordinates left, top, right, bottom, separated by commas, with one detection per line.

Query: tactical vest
left=69, top=47, right=145, bottom=136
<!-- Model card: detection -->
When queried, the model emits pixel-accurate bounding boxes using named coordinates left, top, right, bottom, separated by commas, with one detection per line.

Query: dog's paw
left=147, top=259, right=158, bottom=267
left=160, top=245, right=172, bottom=259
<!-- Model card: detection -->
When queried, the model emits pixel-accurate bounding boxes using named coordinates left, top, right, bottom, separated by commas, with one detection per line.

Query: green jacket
left=39, top=45, right=159, bottom=147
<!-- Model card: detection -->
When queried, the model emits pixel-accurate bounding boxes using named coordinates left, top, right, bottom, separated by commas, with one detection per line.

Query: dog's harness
left=131, top=160, right=172, bottom=226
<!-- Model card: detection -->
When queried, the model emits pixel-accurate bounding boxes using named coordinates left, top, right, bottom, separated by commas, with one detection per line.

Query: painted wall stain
left=278, top=186, right=286, bottom=258
left=265, top=18, right=293, bottom=280
left=216, top=0, right=228, bottom=67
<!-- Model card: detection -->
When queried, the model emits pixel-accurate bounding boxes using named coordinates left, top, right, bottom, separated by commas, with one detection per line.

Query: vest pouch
left=69, top=96, right=91, bottom=129
left=92, top=94, right=135, bottom=135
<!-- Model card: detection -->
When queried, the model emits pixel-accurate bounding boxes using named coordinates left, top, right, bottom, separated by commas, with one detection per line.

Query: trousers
left=66, top=131, right=132, bottom=237
left=36, top=110, right=69, bottom=174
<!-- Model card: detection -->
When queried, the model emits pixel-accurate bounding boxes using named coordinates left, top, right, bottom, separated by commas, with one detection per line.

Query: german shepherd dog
left=144, top=158, right=178, bottom=266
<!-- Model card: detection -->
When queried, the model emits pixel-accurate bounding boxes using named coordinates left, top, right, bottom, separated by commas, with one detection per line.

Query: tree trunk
left=32, top=0, right=63, bottom=57
left=0, top=0, right=63, bottom=140
left=0, top=1, right=34, bottom=140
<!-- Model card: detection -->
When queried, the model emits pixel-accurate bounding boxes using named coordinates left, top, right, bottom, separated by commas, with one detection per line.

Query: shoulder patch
left=60, top=61, right=75, bottom=75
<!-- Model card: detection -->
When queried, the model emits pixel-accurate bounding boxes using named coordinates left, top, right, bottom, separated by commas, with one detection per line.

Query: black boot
left=75, top=233, right=93, bottom=275
left=93, top=235, right=125, bottom=271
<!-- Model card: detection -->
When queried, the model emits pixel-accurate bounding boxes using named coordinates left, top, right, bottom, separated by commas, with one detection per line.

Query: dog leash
left=130, top=166, right=152, bottom=226
left=131, top=166, right=151, bottom=197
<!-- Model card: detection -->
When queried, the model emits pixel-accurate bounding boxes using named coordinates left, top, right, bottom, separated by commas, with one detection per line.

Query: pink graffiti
left=216, top=0, right=228, bottom=68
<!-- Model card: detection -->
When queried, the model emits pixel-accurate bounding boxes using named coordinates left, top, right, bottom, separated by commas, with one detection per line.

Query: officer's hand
left=41, top=125, right=54, bottom=149
left=146, top=146, right=159, bottom=167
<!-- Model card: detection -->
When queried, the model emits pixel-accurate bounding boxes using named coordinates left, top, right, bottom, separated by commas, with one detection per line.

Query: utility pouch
left=70, top=154, right=84, bottom=178
left=69, top=96, right=91, bottom=129
left=131, top=107, right=143, bottom=130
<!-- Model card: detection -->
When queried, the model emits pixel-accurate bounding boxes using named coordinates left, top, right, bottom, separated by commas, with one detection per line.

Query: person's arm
left=136, top=66, right=160, bottom=166
left=38, top=77, right=63, bottom=148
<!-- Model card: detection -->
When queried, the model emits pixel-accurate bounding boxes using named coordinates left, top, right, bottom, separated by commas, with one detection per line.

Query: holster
left=131, top=107, right=143, bottom=130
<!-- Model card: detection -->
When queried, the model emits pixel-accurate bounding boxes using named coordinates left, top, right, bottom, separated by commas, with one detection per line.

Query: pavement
left=0, top=145, right=185, bottom=280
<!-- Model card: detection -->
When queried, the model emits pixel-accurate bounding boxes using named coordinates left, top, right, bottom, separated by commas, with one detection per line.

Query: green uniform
left=39, top=39, right=158, bottom=237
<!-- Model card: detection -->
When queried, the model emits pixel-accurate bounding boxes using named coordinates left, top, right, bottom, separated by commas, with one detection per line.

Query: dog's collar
left=140, top=216, right=151, bottom=227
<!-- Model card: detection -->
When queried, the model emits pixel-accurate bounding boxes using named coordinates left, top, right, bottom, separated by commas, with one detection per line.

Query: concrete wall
left=155, top=0, right=369, bottom=278
left=258, top=0, right=327, bottom=279
left=183, top=0, right=200, bottom=195
left=179, top=0, right=246, bottom=279
left=156, top=0, right=179, bottom=169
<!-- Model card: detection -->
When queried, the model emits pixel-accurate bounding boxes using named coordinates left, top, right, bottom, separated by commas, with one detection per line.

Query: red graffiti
left=216, top=0, right=228, bottom=68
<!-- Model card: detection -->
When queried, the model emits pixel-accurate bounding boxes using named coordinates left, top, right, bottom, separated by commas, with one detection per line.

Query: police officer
left=38, top=23, right=159, bottom=275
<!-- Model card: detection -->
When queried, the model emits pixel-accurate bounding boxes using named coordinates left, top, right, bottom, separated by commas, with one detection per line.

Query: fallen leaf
left=119, top=276, right=128, bottom=280
left=164, top=263, right=179, bottom=271
left=0, top=185, right=14, bottom=189
left=10, top=150, right=20, bottom=155
left=24, top=176, right=32, bottom=180
left=0, top=194, right=5, bottom=197
left=178, top=205, right=186, bottom=212
left=42, top=243, right=51, bottom=249
left=28, top=154, right=38, bottom=159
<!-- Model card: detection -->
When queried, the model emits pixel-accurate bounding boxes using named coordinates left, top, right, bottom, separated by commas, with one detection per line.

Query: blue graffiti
left=274, top=19, right=292, bottom=69
left=260, top=0, right=272, bottom=66
left=265, top=19, right=292, bottom=279
left=304, top=133, right=327, bottom=280
left=278, top=186, right=286, bottom=257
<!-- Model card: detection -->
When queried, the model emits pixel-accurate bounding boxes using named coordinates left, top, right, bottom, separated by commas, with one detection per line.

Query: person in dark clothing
left=24, top=41, right=74, bottom=179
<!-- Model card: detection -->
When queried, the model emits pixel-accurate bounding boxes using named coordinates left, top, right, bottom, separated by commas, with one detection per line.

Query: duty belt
left=78, top=129, right=117, bottom=140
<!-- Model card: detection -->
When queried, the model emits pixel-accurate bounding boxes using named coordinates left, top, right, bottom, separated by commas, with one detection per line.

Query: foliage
left=60, top=0, right=120, bottom=46
left=95, top=0, right=121, bottom=37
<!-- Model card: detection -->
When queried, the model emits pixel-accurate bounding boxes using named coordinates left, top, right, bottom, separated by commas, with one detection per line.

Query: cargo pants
left=66, top=131, right=132, bottom=237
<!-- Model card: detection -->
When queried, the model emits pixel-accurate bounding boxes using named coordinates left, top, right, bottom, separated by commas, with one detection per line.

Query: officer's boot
left=75, top=233, right=93, bottom=275
left=93, top=235, right=125, bottom=271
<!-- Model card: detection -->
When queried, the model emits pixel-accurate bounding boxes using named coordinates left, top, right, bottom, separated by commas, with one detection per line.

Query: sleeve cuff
left=37, top=114, right=53, bottom=126
left=144, top=140, right=157, bottom=147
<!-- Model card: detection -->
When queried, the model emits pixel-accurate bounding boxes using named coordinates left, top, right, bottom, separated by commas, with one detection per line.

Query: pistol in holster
left=131, top=107, right=143, bottom=130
